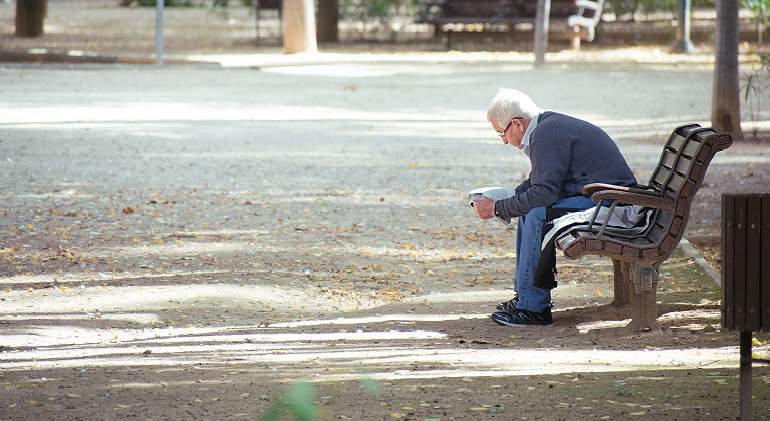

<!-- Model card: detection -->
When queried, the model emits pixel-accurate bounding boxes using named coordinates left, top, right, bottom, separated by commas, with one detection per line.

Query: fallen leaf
left=49, top=208, right=78, bottom=217
left=378, top=288, right=404, bottom=303
left=468, top=275, right=492, bottom=285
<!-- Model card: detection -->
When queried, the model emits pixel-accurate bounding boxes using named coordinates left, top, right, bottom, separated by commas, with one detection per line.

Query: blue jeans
left=514, top=196, right=596, bottom=312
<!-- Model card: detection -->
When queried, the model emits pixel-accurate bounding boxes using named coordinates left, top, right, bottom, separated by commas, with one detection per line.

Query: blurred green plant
left=606, top=0, right=714, bottom=22
left=259, top=382, right=318, bottom=421
left=258, top=378, right=382, bottom=421
left=341, top=0, right=422, bottom=21
left=741, top=53, right=770, bottom=139
left=744, top=0, right=770, bottom=44
left=606, top=0, right=639, bottom=20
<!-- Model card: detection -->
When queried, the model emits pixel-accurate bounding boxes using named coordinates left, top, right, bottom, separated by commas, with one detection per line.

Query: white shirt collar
left=522, top=112, right=540, bottom=148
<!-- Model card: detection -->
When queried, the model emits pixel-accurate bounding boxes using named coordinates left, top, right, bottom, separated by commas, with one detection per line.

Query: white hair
left=486, top=88, right=542, bottom=125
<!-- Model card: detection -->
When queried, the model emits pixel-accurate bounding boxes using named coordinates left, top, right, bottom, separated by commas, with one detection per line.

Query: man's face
left=493, top=117, right=524, bottom=149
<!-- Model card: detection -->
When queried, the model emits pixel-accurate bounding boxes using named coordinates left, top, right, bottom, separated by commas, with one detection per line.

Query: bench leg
left=611, top=259, right=632, bottom=307
left=629, top=263, right=660, bottom=331
left=571, top=27, right=581, bottom=51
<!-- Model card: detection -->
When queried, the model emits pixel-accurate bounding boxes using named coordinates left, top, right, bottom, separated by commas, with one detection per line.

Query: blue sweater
left=495, top=111, right=637, bottom=220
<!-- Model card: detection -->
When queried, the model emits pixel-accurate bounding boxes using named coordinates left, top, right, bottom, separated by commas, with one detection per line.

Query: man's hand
left=473, top=196, right=495, bottom=220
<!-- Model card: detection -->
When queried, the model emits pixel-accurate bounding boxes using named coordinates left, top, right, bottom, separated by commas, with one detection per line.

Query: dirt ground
left=3, top=4, right=770, bottom=419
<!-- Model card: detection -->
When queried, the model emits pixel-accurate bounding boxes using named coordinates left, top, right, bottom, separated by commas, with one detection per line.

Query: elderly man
left=473, top=89, right=637, bottom=326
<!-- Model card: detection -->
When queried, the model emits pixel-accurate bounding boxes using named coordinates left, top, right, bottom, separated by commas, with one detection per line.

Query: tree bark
left=534, top=0, right=550, bottom=67
left=316, top=0, right=338, bottom=43
left=15, top=0, right=48, bottom=38
left=283, top=0, right=317, bottom=53
left=711, top=0, right=743, bottom=138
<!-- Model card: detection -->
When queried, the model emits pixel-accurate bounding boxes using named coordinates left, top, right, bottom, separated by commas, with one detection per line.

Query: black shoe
left=496, top=295, right=553, bottom=313
left=490, top=308, right=553, bottom=326
left=495, top=294, right=519, bottom=312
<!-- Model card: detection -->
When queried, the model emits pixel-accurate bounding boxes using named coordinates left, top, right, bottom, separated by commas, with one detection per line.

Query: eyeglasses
left=497, top=117, right=522, bottom=138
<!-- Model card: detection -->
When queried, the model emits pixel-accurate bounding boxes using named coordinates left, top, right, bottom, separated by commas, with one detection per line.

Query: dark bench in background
left=722, top=193, right=770, bottom=420
left=416, top=0, right=604, bottom=50
left=555, top=124, right=733, bottom=331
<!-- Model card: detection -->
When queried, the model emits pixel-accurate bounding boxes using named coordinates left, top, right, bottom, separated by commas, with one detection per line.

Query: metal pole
left=534, top=0, right=550, bottom=67
left=156, top=0, right=165, bottom=66
left=672, top=0, right=694, bottom=53
left=740, top=330, right=752, bottom=421
left=255, top=0, right=261, bottom=45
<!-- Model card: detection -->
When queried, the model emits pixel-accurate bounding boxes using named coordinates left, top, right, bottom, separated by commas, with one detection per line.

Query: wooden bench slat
left=762, top=195, right=770, bottom=331
left=735, top=196, right=748, bottom=331
left=722, top=194, right=735, bottom=330
left=747, top=195, right=762, bottom=331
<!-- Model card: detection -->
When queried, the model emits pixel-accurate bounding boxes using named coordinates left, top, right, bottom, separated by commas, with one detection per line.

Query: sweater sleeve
left=495, top=136, right=573, bottom=219
left=514, top=178, right=531, bottom=195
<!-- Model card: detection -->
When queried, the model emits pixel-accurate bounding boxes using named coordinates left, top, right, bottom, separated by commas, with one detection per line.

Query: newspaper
left=467, top=186, right=516, bottom=225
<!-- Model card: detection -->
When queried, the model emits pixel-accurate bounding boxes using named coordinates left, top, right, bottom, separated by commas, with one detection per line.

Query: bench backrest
left=515, top=0, right=581, bottom=18
left=441, top=0, right=516, bottom=18
left=435, top=0, right=579, bottom=19
left=641, top=124, right=732, bottom=261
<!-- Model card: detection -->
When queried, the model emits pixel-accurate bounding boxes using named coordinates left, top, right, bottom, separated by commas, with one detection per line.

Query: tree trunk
left=15, top=0, right=48, bottom=38
left=711, top=0, right=743, bottom=138
left=316, top=0, right=338, bottom=43
left=534, top=0, right=550, bottom=67
left=283, top=0, right=317, bottom=53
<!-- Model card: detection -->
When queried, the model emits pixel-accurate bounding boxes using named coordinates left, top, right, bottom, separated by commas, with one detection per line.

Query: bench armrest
left=591, top=190, right=674, bottom=211
left=582, top=183, right=658, bottom=196
left=575, top=0, right=602, bottom=10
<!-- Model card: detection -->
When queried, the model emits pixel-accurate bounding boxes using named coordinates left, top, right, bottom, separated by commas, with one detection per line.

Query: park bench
left=567, top=0, right=604, bottom=50
left=555, top=124, right=733, bottom=331
left=416, top=0, right=605, bottom=50
left=721, top=193, right=770, bottom=420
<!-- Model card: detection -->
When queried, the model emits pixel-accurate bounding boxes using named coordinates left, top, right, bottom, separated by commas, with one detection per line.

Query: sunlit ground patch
left=0, top=269, right=230, bottom=285
left=575, top=319, right=632, bottom=334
